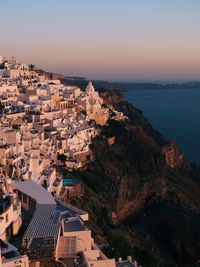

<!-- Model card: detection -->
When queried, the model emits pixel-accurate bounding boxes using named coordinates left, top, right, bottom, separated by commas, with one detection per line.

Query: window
left=6, top=213, right=9, bottom=223
left=23, top=193, right=28, bottom=204
left=18, top=191, right=22, bottom=201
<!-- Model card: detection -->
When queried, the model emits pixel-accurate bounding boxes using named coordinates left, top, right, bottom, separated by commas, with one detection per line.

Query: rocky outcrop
left=161, top=140, right=184, bottom=168
left=71, top=92, right=200, bottom=267
left=108, top=136, right=116, bottom=145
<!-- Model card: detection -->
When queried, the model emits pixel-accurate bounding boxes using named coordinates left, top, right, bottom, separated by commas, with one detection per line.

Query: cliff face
left=72, top=91, right=200, bottom=267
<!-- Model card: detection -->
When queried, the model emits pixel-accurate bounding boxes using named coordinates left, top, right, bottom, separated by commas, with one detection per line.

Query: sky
left=1, top=0, right=200, bottom=82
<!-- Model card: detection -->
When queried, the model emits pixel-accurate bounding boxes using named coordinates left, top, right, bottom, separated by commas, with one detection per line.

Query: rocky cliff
left=69, top=90, right=200, bottom=267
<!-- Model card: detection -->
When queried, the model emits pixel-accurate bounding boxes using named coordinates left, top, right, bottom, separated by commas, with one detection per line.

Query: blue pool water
left=62, top=178, right=78, bottom=186
left=124, top=88, right=200, bottom=164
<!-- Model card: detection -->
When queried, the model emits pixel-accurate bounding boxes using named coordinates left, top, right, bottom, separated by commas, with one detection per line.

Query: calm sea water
left=124, top=88, right=200, bottom=164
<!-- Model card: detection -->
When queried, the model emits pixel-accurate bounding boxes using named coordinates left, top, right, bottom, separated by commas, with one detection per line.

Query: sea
left=124, top=88, right=200, bottom=165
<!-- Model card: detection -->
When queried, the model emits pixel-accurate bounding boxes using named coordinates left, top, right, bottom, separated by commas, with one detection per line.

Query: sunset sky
left=1, top=0, right=200, bottom=81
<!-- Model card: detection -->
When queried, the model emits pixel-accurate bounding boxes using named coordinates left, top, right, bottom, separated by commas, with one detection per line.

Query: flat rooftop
left=24, top=204, right=60, bottom=239
left=13, top=180, right=56, bottom=205
left=64, top=218, right=85, bottom=232
left=28, top=237, right=55, bottom=251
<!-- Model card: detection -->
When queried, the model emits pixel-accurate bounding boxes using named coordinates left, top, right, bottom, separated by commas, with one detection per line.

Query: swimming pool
left=62, top=178, right=79, bottom=186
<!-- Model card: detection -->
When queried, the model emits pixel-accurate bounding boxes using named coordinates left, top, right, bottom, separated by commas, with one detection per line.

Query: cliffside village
left=0, top=56, right=141, bottom=267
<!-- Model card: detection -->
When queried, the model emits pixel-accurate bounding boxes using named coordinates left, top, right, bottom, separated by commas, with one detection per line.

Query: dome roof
left=86, top=81, right=95, bottom=93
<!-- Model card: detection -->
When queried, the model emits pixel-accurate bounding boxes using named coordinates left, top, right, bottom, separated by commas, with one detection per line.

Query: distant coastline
left=100, top=81, right=200, bottom=92
left=65, top=79, right=200, bottom=92
left=39, top=68, right=200, bottom=92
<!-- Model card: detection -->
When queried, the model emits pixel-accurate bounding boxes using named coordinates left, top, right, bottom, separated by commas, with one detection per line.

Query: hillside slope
left=70, top=92, right=200, bottom=267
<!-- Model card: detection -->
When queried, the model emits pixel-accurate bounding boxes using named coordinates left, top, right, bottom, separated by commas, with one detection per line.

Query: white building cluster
left=0, top=56, right=111, bottom=195
left=0, top=56, right=134, bottom=267
left=0, top=177, right=29, bottom=267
